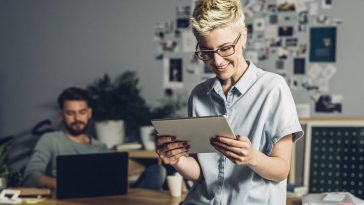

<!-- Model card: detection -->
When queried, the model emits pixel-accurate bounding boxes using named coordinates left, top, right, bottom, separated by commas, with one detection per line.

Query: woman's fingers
left=156, top=135, right=190, bottom=165
left=156, top=135, right=176, bottom=146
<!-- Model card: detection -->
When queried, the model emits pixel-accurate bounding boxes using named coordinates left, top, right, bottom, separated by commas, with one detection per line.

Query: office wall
left=0, top=0, right=175, bottom=136
left=255, top=0, right=364, bottom=117
left=1, top=0, right=364, bottom=137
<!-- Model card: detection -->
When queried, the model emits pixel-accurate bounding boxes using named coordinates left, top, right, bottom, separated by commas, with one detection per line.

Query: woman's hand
left=210, top=135, right=256, bottom=165
left=156, top=135, right=190, bottom=165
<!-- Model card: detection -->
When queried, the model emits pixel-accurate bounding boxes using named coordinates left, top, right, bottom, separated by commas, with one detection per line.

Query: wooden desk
left=33, top=188, right=301, bottom=205
left=37, top=188, right=185, bottom=205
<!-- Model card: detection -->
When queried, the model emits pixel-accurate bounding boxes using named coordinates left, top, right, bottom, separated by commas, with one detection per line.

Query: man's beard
left=65, top=121, right=88, bottom=136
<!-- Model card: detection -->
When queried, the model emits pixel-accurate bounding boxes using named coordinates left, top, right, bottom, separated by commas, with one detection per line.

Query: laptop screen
left=56, top=152, right=128, bottom=199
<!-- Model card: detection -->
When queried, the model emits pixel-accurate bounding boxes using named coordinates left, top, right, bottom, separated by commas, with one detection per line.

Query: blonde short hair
left=191, top=0, right=246, bottom=38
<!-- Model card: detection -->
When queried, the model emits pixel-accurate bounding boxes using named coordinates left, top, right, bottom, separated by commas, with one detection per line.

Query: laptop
left=56, top=152, right=128, bottom=199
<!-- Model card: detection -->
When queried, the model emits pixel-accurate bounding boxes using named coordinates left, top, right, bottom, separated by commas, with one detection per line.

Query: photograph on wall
left=269, top=14, right=278, bottom=24
left=267, top=4, right=277, bottom=13
left=265, top=25, right=278, bottom=39
left=176, top=18, right=190, bottom=29
left=298, top=11, right=308, bottom=24
left=298, top=44, right=307, bottom=55
left=276, top=60, right=284, bottom=70
left=164, top=58, right=184, bottom=88
left=278, top=47, right=289, bottom=59
left=247, top=24, right=253, bottom=39
left=154, top=21, right=174, bottom=41
left=270, top=38, right=282, bottom=47
left=309, top=2, right=319, bottom=15
left=294, top=58, right=305, bottom=74
left=246, top=0, right=266, bottom=15
left=288, top=76, right=301, bottom=90
left=309, top=27, right=336, bottom=62
left=295, top=1, right=308, bottom=13
left=277, top=0, right=295, bottom=12
left=161, top=40, right=180, bottom=53
left=321, top=0, right=333, bottom=9
left=176, top=2, right=192, bottom=29
left=182, top=31, right=196, bottom=52
left=298, top=24, right=307, bottom=32
left=176, top=4, right=191, bottom=18
left=315, top=94, right=342, bottom=113
left=316, top=15, right=330, bottom=25
left=254, top=18, right=265, bottom=31
left=278, top=26, right=294, bottom=36
left=286, top=38, right=298, bottom=47
left=302, top=77, right=319, bottom=91
left=258, top=48, right=269, bottom=61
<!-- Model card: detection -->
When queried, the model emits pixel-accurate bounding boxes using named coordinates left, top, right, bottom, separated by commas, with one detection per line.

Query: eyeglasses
left=195, top=33, right=241, bottom=61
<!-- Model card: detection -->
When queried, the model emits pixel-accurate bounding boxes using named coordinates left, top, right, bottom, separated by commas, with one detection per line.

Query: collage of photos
left=154, top=0, right=342, bottom=114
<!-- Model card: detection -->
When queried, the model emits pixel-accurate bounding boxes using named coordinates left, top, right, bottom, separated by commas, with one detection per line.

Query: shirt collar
left=207, top=61, right=260, bottom=96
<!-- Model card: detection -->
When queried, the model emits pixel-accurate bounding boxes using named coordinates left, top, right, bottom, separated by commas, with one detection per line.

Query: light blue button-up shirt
left=183, top=62, right=303, bottom=205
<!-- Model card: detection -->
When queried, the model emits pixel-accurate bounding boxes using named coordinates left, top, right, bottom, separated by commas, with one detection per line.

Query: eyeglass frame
left=195, top=32, right=242, bottom=61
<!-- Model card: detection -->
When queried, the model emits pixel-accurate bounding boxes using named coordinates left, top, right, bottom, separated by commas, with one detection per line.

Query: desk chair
left=131, top=164, right=166, bottom=190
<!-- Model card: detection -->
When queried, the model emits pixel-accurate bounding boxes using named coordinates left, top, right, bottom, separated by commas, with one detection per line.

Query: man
left=23, top=87, right=107, bottom=189
left=156, top=0, right=303, bottom=205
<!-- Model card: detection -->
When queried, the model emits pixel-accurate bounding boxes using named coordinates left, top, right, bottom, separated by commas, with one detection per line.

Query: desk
left=37, top=188, right=185, bottom=205
left=34, top=188, right=301, bottom=205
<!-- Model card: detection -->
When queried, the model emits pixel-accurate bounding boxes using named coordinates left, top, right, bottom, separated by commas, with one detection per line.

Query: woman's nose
left=213, top=52, right=225, bottom=65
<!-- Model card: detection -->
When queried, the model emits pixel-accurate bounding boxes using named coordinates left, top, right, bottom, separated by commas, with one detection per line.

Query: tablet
left=151, top=115, right=235, bottom=153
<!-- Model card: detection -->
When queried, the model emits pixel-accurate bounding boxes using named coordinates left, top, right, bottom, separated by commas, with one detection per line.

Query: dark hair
left=57, top=87, right=91, bottom=109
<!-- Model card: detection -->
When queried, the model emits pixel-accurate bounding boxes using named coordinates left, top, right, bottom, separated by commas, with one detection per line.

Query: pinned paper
left=254, top=18, right=265, bottom=31
left=289, top=76, right=300, bottom=90
left=321, top=0, right=332, bottom=9
left=265, top=26, right=278, bottom=39
left=163, top=58, right=184, bottom=89
left=181, top=31, right=196, bottom=52
left=295, top=0, right=308, bottom=13
left=321, top=64, right=337, bottom=80
left=307, top=64, right=322, bottom=79
left=309, top=2, right=319, bottom=15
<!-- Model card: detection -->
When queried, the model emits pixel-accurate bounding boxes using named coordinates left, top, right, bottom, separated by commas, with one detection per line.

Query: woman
left=156, top=0, right=303, bottom=204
